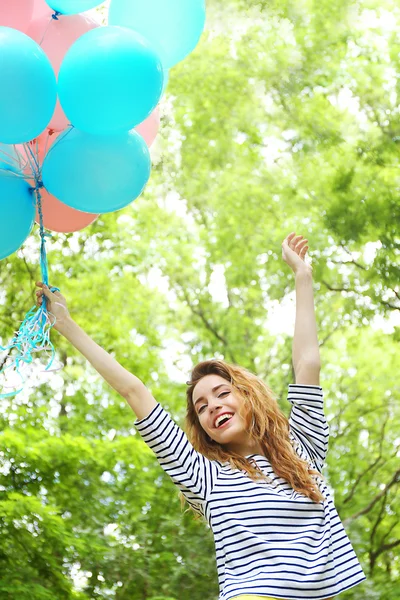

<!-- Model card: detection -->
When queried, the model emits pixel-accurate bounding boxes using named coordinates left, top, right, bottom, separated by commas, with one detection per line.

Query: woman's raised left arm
left=292, top=267, right=321, bottom=385
left=281, top=233, right=321, bottom=385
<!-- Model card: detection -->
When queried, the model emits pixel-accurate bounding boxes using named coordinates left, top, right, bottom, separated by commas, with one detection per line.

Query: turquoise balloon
left=0, top=144, right=20, bottom=173
left=109, top=0, right=206, bottom=69
left=58, top=26, right=164, bottom=134
left=0, top=173, right=35, bottom=260
left=42, top=128, right=151, bottom=213
left=46, top=0, right=102, bottom=14
left=0, top=27, right=57, bottom=144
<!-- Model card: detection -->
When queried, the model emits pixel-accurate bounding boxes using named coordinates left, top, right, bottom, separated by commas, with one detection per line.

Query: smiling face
left=192, top=374, right=264, bottom=456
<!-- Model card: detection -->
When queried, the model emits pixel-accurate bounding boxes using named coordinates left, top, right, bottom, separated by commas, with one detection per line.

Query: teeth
left=215, top=413, right=234, bottom=428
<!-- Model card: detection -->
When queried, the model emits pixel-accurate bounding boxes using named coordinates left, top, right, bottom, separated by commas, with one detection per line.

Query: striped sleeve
left=287, top=384, right=329, bottom=471
left=134, top=402, right=220, bottom=514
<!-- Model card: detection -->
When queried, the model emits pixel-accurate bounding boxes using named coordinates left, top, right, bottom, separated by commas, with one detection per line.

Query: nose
left=209, top=401, right=223, bottom=415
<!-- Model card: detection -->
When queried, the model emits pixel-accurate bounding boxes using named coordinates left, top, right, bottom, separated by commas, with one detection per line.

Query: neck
left=224, top=438, right=265, bottom=458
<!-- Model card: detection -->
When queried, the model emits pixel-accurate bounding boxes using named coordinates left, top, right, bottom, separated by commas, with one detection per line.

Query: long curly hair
left=183, top=359, right=325, bottom=510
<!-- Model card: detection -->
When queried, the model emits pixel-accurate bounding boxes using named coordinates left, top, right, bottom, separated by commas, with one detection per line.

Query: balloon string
left=35, top=184, right=53, bottom=292
left=13, top=144, right=29, bottom=172
left=41, top=125, right=73, bottom=172
left=25, top=139, right=41, bottom=178
left=0, top=142, right=32, bottom=176
left=42, top=129, right=55, bottom=162
left=0, top=174, right=62, bottom=398
left=37, top=11, right=61, bottom=47
left=0, top=148, right=20, bottom=169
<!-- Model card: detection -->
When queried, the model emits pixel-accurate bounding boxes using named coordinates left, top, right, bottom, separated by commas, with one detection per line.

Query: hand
left=35, top=282, right=71, bottom=331
left=282, top=232, right=312, bottom=274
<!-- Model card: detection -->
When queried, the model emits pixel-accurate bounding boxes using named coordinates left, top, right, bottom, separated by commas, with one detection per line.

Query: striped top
left=134, top=384, right=366, bottom=599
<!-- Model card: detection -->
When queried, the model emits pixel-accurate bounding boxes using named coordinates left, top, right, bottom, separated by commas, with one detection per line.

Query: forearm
left=55, top=317, right=143, bottom=398
left=292, top=267, right=321, bottom=370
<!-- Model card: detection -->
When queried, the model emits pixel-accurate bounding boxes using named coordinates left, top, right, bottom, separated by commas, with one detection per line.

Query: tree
left=1, top=0, right=399, bottom=597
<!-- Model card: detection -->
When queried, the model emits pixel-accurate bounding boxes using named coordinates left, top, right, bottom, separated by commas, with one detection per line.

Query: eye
left=197, top=391, right=229, bottom=415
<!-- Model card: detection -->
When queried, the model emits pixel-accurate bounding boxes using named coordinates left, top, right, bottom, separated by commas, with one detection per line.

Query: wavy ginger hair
left=184, top=359, right=325, bottom=507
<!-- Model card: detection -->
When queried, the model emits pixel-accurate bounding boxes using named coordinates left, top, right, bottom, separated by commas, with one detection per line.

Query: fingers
left=292, top=236, right=307, bottom=248
left=286, top=233, right=306, bottom=243
left=297, top=239, right=308, bottom=251
left=35, top=282, right=57, bottom=296
left=283, top=233, right=309, bottom=261
left=300, top=245, right=308, bottom=258
left=36, top=287, right=46, bottom=306
left=35, top=282, right=61, bottom=307
left=42, top=285, right=53, bottom=298
left=36, top=292, right=43, bottom=306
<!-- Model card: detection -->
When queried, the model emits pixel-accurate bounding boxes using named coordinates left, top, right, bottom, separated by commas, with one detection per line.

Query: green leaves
left=1, top=0, right=399, bottom=597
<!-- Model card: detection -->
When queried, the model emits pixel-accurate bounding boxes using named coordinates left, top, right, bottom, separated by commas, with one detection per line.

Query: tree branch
left=343, top=414, right=389, bottom=504
left=320, top=280, right=350, bottom=293
left=343, top=468, right=400, bottom=526
left=180, top=288, right=237, bottom=363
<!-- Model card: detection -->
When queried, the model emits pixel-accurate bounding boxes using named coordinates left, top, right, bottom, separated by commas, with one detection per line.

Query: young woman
left=36, top=233, right=366, bottom=599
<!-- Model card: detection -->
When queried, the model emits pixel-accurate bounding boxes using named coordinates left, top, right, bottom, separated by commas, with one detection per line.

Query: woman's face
left=192, top=374, right=249, bottom=447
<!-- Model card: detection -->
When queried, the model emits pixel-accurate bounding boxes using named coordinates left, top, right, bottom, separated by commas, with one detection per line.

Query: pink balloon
left=135, top=107, right=160, bottom=147
left=49, top=99, right=69, bottom=131
left=15, top=128, right=74, bottom=181
left=16, top=129, right=98, bottom=232
left=27, top=13, right=99, bottom=131
left=0, top=0, right=34, bottom=32
left=15, top=128, right=59, bottom=173
left=32, top=0, right=52, bottom=20
left=27, top=13, right=99, bottom=74
left=35, top=188, right=98, bottom=233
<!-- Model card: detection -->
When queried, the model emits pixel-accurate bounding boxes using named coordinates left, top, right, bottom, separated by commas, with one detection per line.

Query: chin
left=216, top=430, right=237, bottom=443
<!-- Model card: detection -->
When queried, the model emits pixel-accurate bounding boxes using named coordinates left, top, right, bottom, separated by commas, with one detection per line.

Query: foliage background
left=1, top=0, right=400, bottom=598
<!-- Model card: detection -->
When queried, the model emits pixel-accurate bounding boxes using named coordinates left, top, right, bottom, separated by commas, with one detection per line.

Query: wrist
left=53, top=315, right=75, bottom=335
left=294, top=265, right=313, bottom=278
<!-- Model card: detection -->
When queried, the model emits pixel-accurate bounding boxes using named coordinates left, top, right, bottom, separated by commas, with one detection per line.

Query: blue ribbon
left=0, top=143, right=62, bottom=398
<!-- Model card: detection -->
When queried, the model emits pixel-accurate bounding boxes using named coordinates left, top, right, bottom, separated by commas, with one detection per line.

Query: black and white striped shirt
left=134, top=384, right=366, bottom=599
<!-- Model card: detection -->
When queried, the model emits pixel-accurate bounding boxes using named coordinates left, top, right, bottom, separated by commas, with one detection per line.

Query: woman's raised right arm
left=36, top=283, right=157, bottom=420
left=57, top=318, right=157, bottom=420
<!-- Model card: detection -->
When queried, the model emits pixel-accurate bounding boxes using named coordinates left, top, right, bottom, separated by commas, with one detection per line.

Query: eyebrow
left=193, top=384, right=229, bottom=409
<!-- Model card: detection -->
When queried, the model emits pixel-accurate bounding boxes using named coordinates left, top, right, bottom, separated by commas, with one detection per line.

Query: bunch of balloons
left=0, top=0, right=206, bottom=396
left=0, top=0, right=206, bottom=245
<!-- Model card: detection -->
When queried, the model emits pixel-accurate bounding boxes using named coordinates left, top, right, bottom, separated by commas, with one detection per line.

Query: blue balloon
left=0, top=173, right=35, bottom=260
left=0, top=27, right=57, bottom=144
left=42, top=128, right=151, bottom=213
left=0, top=144, right=20, bottom=173
left=58, top=26, right=164, bottom=134
left=109, top=0, right=206, bottom=69
left=46, top=0, right=102, bottom=14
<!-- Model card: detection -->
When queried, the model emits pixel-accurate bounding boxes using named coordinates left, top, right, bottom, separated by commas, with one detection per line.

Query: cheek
left=198, top=415, right=209, bottom=431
